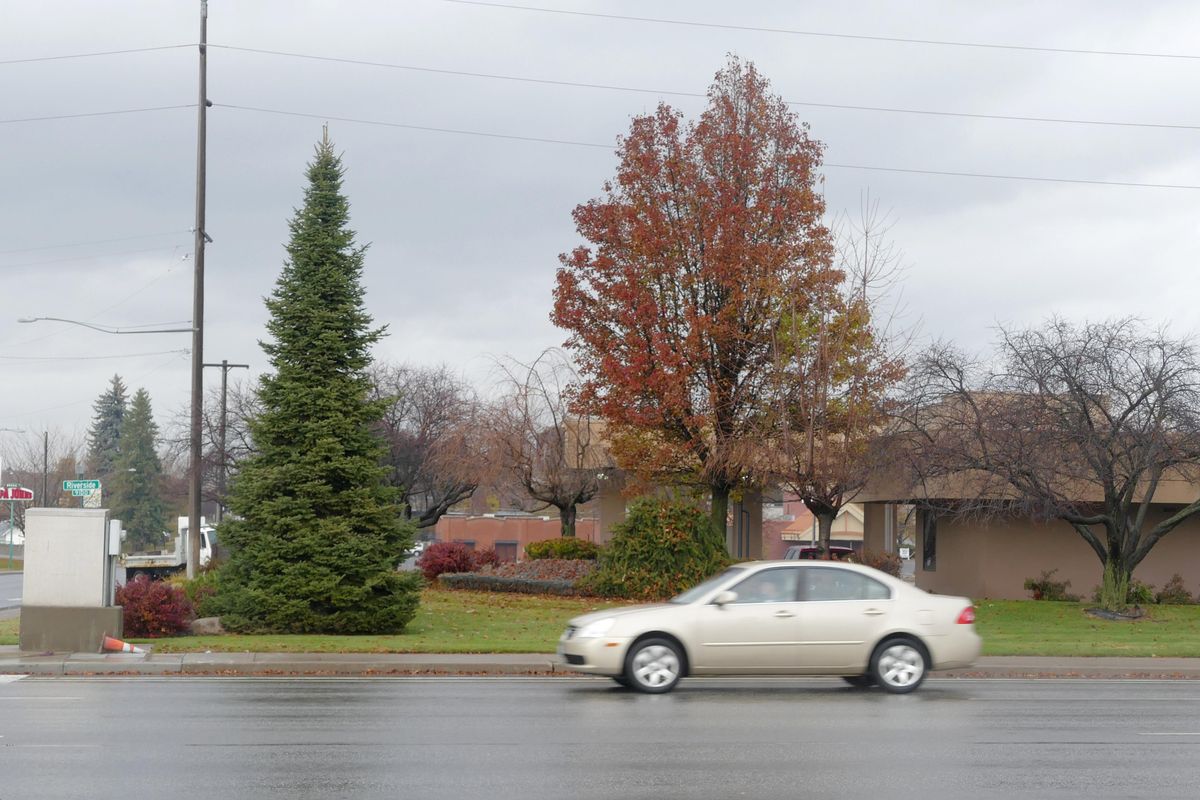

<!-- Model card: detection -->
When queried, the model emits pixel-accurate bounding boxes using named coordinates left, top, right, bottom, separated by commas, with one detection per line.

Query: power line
left=0, top=44, right=194, bottom=66
left=0, top=231, right=191, bottom=256
left=212, top=44, right=1200, bottom=133
left=217, top=103, right=617, bottom=149
left=0, top=245, right=188, bottom=271
left=443, top=0, right=1200, bottom=61
left=0, top=350, right=189, bottom=362
left=0, top=105, right=193, bottom=126
left=217, top=103, right=1200, bottom=191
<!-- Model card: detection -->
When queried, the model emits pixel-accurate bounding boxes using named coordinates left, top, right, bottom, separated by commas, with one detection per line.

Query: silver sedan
left=558, top=560, right=981, bottom=694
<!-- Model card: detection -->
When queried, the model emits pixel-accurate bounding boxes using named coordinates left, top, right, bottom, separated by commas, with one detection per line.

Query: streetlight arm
left=18, top=317, right=194, bottom=334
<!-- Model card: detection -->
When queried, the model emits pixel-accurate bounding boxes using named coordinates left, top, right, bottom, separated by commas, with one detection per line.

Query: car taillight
left=956, top=606, right=976, bottom=625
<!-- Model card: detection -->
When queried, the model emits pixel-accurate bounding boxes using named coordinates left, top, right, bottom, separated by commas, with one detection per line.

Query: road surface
left=0, top=676, right=1197, bottom=799
left=0, top=571, right=21, bottom=610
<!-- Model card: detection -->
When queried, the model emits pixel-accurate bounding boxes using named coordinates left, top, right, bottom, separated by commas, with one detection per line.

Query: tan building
left=858, top=478, right=1200, bottom=601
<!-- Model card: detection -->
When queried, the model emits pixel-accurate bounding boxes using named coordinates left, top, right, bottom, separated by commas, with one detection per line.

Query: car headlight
left=577, top=618, right=616, bottom=638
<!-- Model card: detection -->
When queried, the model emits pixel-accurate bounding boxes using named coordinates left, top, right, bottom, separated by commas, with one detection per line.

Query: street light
left=18, top=315, right=203, bottom=576
left=17, top=317, right=194, bottom=335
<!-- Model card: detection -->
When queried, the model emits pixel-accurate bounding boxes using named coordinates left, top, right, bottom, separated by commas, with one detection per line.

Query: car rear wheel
left=842, top=674, right=875, bottom=688
left=871, top=639, right=927, bottom=694
left=624, top=638, right=683, bottom=694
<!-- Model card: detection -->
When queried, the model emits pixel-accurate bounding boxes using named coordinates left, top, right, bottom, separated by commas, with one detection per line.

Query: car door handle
left=863, top=609, right=886, bottom=616
left=773, top=610, right=795, bottom=618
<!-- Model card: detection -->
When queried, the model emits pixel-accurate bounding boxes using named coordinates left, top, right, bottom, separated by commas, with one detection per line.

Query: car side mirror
left=713, top=590, right=737, bottom=606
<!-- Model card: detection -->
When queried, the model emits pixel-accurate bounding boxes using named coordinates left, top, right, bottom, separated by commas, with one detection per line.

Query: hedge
left=437, top=573, right=584, bottom=596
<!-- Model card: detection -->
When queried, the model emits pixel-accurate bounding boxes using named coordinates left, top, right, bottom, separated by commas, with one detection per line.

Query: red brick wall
left=433, top=515, right=599, bottom=558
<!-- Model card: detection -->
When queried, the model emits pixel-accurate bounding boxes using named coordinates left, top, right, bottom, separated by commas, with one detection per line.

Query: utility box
left=19, top=508, right=123, bottom=653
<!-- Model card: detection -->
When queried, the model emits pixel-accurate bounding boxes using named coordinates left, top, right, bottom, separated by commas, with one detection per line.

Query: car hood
left=568, top=603, right=676, bottom=628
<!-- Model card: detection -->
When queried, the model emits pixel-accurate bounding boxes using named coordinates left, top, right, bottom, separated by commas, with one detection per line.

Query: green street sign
left=63, top=479, right=102, bottom=492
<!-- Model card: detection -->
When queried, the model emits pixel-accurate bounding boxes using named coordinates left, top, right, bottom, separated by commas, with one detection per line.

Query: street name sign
left=63, top=479, right=102, bottom=493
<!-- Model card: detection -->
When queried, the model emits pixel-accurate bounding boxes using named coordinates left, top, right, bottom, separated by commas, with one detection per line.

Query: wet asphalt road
left=0, top=572, right=21, bottom=610
left=1, top=676, right=1198, bottom=799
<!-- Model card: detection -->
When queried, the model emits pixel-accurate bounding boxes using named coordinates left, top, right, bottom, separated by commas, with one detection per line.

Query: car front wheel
left=624, top=638, right=683, bottom=694
left=871, top=639, right=927, bottom=694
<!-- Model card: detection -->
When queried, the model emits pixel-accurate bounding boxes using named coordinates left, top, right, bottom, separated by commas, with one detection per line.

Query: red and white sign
left=0, top=486, right=34, bottom=501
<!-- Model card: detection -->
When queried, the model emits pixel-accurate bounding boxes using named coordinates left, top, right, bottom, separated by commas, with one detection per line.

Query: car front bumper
left=557, top=632, right=634, bottom=676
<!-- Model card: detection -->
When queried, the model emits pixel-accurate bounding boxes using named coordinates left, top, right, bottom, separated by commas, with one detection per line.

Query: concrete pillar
left=862, top=502, right=889, bottom=553
left=596, top=483, right=626, bottom=545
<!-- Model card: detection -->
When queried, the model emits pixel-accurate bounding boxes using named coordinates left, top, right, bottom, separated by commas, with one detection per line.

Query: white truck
left=120, top=516, right=216, bottom=580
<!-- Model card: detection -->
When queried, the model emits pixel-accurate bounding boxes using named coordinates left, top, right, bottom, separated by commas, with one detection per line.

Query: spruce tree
left=215, top=131, right=420, bottom=634
left=86, top=375, right=127, bottom=490
left=109, top=389, right=169, bottom=551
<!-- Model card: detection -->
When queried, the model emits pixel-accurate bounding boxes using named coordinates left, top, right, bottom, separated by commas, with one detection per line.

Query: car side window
left=728, top=568, right=800, bottom=603
left=802, top=567, right=891, bottom=602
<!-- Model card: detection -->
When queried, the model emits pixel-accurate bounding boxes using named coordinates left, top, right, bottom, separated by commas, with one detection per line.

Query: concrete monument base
left=19, top=605, right=124, bottom=653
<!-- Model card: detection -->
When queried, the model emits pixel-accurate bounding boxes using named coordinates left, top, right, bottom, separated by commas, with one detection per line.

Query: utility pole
left=202, top=359, right=248, bottom=525
left=41, top=431, right=47, bottom=507
left=188, top=0, right=210, bottom=579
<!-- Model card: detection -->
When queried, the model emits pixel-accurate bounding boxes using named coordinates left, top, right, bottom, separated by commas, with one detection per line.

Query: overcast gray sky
left=3, top=0, right=1199, bottom=452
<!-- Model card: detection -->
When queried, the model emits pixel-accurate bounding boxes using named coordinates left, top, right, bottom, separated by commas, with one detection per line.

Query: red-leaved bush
left=473, top=547, right=500, bottom=569
left=116, top=574, right=195, bottom=637
left=416, top=541, right=478, bottom=582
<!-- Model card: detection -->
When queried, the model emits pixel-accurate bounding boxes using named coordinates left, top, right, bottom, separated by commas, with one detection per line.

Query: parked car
left=557, top=560, right=980, bottom=694
left=783, top=545, right=855, bottom=561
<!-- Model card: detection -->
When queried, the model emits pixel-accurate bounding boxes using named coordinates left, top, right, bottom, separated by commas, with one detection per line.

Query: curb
left=2, top=653, right=1200, bottom=678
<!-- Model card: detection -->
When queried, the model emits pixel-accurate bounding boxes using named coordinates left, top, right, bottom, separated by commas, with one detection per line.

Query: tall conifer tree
left=86, top=375, right=127, bottom=489
left=216, top=131, right=420, bottom=634
left=109, top=388, right=169, bottom=551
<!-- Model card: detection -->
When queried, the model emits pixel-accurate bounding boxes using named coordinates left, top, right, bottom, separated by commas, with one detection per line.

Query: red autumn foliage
left=416, top=541, right=479, bottom=582
left=552, top=56, right=841, bottom=530
left=116, top=574, right=195, bottom=638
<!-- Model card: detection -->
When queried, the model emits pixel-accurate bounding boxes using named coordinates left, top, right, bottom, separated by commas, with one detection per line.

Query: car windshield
left=670, top=566, right=746, bottom=604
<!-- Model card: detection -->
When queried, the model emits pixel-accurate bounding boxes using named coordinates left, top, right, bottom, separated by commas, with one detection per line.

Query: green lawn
left=4, top=593, right=1200, bottom=657
left=975, top=600, right=1200, bottom=657
left=143, top=589, right=634, bottom=653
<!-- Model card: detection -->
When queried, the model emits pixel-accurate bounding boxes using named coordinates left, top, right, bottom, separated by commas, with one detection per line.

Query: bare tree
left=0, top=429, right=85, bottom=531
left=371, top=363, right=486, bottom=529
left=492, top=350, right=612, bottom=537
left=769, top=198, right=908, bottom=555
left=164, top=377, right=261, bottom=517
left=899, top=317, right=1200, bottom=609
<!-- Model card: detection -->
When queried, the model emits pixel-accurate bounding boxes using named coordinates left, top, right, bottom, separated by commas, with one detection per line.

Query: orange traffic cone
left=100, top=634, right=146, bottom=654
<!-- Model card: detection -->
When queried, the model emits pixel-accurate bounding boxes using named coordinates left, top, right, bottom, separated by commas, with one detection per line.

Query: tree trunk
left=710, top=484, right=730, bottom=547
left=816, top=511, right=835, bottom=558
left=1099, top=543, right=1132, bottom=611
left=559, top=504, right=577, bottom=538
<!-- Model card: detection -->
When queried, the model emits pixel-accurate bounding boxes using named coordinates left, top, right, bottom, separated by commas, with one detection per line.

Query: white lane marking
left=0, top=696, right=80, bottom=700
left=1137, top=732, right=1200, bottom=736
left=0, top=675, right=27, bottom=684
left=7, top=597, right=19, bottom=601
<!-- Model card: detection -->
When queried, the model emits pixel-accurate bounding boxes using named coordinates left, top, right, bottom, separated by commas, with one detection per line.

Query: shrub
left=1127, top=578, right=1156, bottom=606
left=416, top=541, right=478, bottom=582
left=167, top=571, right=220, bottom=618
left=116, top=574, right=195, bottom=637
left=525, top=537, right=601, bottom=560
left=1023, top=569, right=1079, bottom=601
left=1155, top=573, right=1194, bottom=605
left=477, top=558, right=597, bottom=583
left=473, top=547, right=501, bottom=569
left=438, top=573, right=582, bottom=596
left=579, top=497, right=731, bottom=600
left=854, top=550, right=902, bottom=578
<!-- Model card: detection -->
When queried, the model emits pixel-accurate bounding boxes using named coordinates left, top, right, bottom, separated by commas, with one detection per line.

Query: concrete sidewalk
left=1, top=645, right=1199, bottom=678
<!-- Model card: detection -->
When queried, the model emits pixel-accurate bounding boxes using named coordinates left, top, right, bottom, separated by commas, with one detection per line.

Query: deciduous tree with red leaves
left=552, top=57, right=842, bottom=537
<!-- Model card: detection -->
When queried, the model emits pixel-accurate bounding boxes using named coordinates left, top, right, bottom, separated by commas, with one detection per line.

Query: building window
left=495, top=541, right=518, bottom=562
left=453, top=539, right=476, bottom=551
left=921, top=511, right=936, bottom=572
